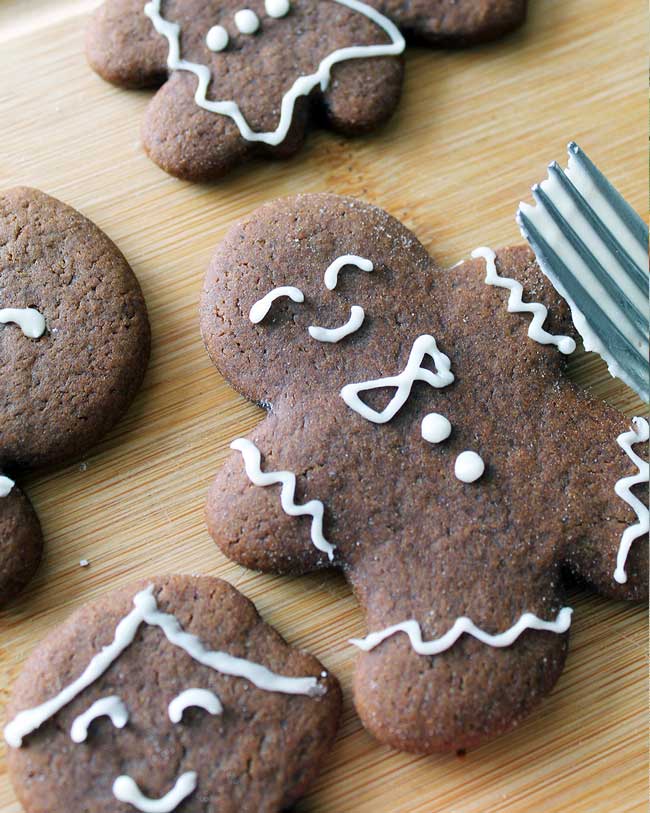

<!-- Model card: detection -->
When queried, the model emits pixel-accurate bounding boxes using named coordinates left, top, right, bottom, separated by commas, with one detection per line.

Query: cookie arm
left=86, top=0, right=168, bottom=88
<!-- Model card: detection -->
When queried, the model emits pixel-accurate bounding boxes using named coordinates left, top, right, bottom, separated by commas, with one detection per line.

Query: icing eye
left=249, top=286, right=305, bottom=323
left=234, top=8, right=260, bottom=34
left=168, top=688, right=223, bottom=723
left=70, top=696, right=129, bottom=743
left=206, top=24, right=229, bottom=52
left=265, top=0, right=290, bottom=17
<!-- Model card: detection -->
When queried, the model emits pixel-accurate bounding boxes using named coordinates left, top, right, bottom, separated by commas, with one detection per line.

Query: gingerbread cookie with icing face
left=200, top=194, right=648, bottom=753
left=0, top=187, right=150, bottom=605
left=368, top=0, right=527, bottom=45
left=5, top=575, right=341, bottom=813
left=86, top=0, right=405, bottom=181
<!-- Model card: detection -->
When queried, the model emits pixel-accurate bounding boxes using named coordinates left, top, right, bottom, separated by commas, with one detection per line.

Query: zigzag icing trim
left=231, top=438, right=336, bottom=560
left=614, top=416, right=649, bottom=584
left=144, top=0, right=404, bottom=146
left=471, top=246, right=576, bottom=355
left=350, top=607, right=573, bottom=654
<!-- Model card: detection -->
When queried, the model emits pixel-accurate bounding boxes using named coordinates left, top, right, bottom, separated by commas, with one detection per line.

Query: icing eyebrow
left=168, top=688, right=222, bottom=723
left=112, top=772, right=197, bottom=813
left=0, top=307, right=46, bottom=338
left=308, top=305, right=365, bottom=343
left=70, top=696, right=128, bottom=743
left=323, top=255, right=373, bottom=290
left=248, top=286, right=305, bottom=323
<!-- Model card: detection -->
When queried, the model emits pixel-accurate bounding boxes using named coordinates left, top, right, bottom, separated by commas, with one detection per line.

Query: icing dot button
left=421, top=413, right=451, bottom=444
left=234, top=8, right=260, bottom=34
left=265, top=0, right=290, bottom=17
left=454, top=451, right=485, bottom=483
left=206, top=24, right=229, bottom=52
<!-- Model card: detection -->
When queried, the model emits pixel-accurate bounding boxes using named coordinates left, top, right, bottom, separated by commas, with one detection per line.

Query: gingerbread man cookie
left=5, top=575, right=340, bottom=813
left=200, top=194, right=648, bottom=753
left=368, top=0, right=528, bottom=45
left=86, top=0, right=405, bottom=181
left=0, top=187, right=150, bottom=606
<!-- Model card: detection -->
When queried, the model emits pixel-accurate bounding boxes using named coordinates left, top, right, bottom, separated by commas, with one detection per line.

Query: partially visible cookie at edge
left=6, top=574, right=341, bottom=813
left=0, top=482, right=43, bottom=608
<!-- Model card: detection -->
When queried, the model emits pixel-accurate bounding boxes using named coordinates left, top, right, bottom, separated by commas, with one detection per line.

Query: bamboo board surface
left=0, top=0, right=648, bottom=810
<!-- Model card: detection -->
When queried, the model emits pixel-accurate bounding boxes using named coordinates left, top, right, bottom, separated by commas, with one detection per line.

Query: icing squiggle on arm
left=70, top=696, right=128, bottom=743
left=471, top=247, right=576, bottom=354
left=323, top=255, right=373, bottom=290
left=614, top=416, right=649, bottom=584
left=4, top=585, right=324, bottom=749
left=341, top=334, right=454, bottom=423
left=168, top=688, right=222, bottom=723
left=0, top=307, right=45, bottom=339
left=231, top=438, right=335, bottom=561
left=0, top=476, right=15, bottom=497
left=249, top=286, right=304, bottom=323
left=112, top=772, right=197, bottom=813
left=350, top=608, right=573, bottom=655
left=309, top=305, right=365, bottom=343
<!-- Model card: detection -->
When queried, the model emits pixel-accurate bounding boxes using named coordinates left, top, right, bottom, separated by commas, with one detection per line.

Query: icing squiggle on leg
left=471, top=246, right=576, bottom=354
left=614, top=416, right=649, bottom=584
left=231, top=438, right=336, bottom=561
left=350, top=608, right=573, bottom=655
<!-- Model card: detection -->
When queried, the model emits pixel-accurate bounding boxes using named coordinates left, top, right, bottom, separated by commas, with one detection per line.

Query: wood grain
left=0, top=0, right=647, bottom=810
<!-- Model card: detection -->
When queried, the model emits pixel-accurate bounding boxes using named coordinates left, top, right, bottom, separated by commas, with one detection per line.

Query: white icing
left=454, top=450, right=484, bottom=483
left=168, top=688, right=222, bottom=723
left=0, top=307, right=46, bottom=339
left=340, top=334, right=454, bottom=424
left=308, top=305, right=364, bottom=343
left=265, top=0, right=290, bottom=18
left=70, top=696, right=128, bottom=743
left=113, top=772, right=197, bottom=813
left=0, top=475, right=15, bottom=497
left=350, top=607, right=573, bottom=654
left=144, top=0, right=404, bottom=146
left=323, top=255, right=373, bottom=290
left=234, top=8, right=259, bottom=34
left=4, top=585, right=323, bottom=749
left=206, top=24, right=229, bottom=52
left=613, top=416, right=649, bottom=584
left=249, top=286, right=304, bottom=323
left=421, top=413, right=451, bottom=444
left=231, top=438, right=335, bottom=560
left=471, top=247, right=576, bottom=355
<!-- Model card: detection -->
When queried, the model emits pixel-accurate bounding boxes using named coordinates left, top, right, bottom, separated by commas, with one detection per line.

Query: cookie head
left=202, top=194, right=648, bottom=752
left=6, top=576, right=340, bottom=813
left=0, top=187, right=150, bottom=469
left=87, top=0, right=405, bottom=180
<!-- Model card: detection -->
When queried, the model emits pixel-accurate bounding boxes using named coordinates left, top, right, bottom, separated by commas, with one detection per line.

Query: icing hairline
left=350, top=607, right=573, bottom=654
left=143, top=0, right=405, bottom=146
left=4, top=585, right=324, bottom=748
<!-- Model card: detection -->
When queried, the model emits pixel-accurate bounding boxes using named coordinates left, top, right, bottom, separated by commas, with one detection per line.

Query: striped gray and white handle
left=517, top=142, right=649, bottom=403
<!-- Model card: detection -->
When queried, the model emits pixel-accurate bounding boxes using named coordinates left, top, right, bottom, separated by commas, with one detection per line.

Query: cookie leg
left=319, top=57, right=404, bottom=135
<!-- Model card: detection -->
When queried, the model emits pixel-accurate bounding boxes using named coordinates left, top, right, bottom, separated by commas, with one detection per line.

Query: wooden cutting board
left=0, top=1, right=647, bottom=810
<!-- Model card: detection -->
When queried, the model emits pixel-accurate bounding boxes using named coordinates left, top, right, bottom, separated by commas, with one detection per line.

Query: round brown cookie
left=86, top=0, right=405, bottom=181
left=200, top=193, right=648, bottom=753
left=368, top=0, right=527, bottom=45
left=6, top=574, right=341, bottom=813
left=0, top=482, right=43, bottom=608
left=0, top=187, right=150, bottom=469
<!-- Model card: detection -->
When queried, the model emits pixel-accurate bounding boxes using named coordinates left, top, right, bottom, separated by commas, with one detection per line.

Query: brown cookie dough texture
left=86, top=0, right=404, bottom=181
left=369, top=0, right=527, bottom=45
left=0, top=187, right=150, bottom=606
left=0, top=485, right=43, bottom=607
left=200, top=193, right=648, bottom=753
left=7, top=575, right=341, bottom=813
